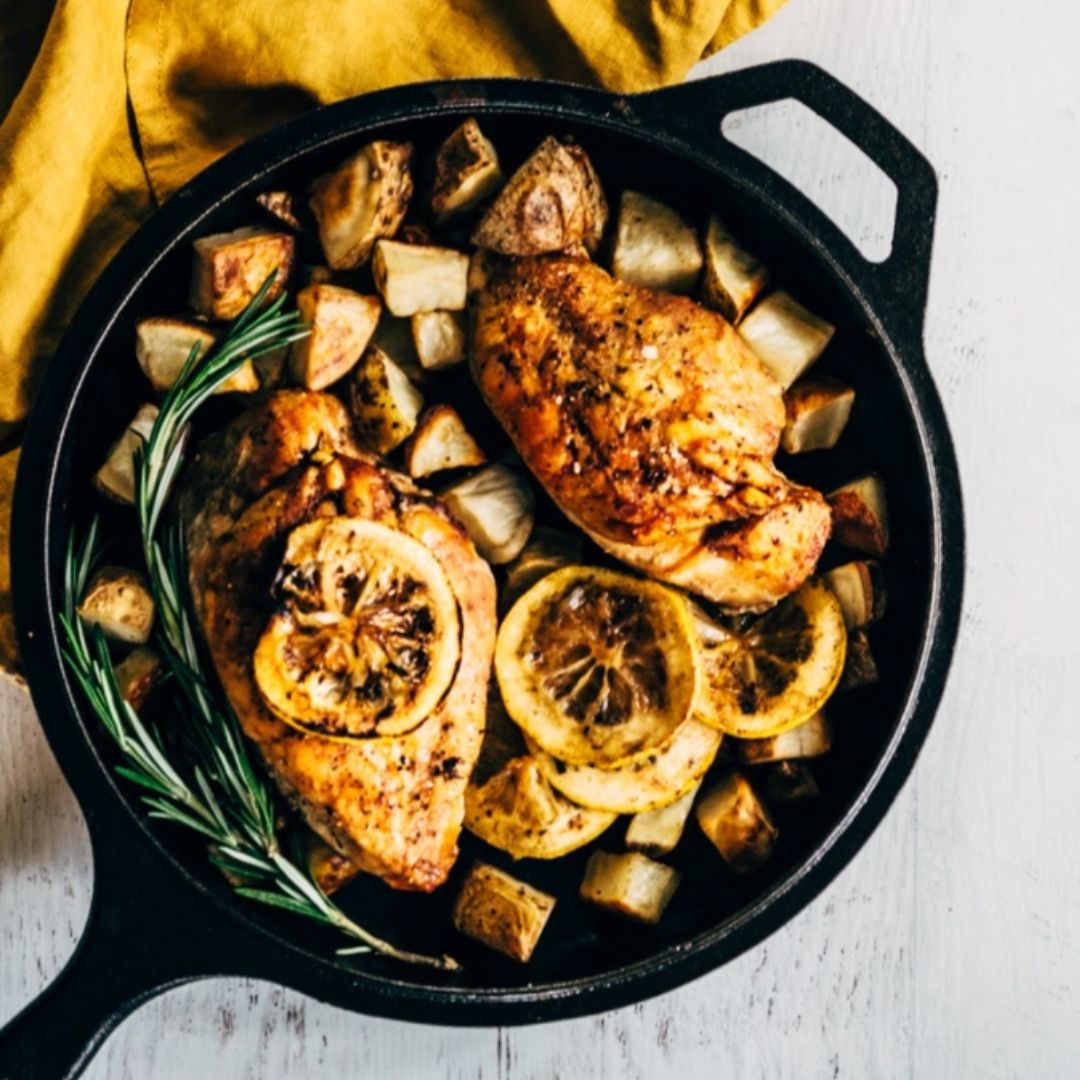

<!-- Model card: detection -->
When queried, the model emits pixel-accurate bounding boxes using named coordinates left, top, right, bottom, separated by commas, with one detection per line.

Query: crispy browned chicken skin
left=181, top=391, right=496, bottom=891
left=471, top=257, right=831, bottom=610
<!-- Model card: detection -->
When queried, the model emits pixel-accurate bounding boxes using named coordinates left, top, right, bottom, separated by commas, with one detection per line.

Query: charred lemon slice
left=693, top=579, right=846, bottom=739
left=526, top=718, right=722, bottom=814
left=495, top=566, right=699, bottom=768
left=253, top=517, right=460, bottom=739
left=464, top=755, right=616, bottom=859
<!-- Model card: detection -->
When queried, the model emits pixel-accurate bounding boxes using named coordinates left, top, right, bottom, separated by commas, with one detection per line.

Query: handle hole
left=721, top=99, right=897, bottom=264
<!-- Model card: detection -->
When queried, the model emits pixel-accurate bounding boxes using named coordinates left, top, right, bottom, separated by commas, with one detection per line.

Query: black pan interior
left=46, top=109, right=934, bottom=993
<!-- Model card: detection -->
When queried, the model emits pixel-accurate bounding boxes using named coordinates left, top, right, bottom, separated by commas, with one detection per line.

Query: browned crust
left=470, top=257, right=831, bottom=610
left=181, top=391, right=496, bottom=892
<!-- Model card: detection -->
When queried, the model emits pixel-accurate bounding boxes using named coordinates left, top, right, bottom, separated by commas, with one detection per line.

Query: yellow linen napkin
left=0, top=0, right=787, bottom=673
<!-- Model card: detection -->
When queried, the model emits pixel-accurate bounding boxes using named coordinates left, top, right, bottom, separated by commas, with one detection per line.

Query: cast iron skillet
left=0, top=62, right=963, bottom=1080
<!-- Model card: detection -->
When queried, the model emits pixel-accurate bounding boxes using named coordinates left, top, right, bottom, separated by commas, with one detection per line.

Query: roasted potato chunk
left=624, top=783, right=699, bottom=858
left=611, top=190, right=702, bottom=295
left=696, top=772, right=778, bottom=874
left=737, top=711, right=832, bottom=764
left=431, top=119, right=504, bottom=222
left=135, top=318, right=258, bottom=394
left=288, top=285, right=381, bottom=390
left=308, top=140, right=414, bottom=269
left=441, top=463, right=534, bottom=564
left=580, top=851, right=680, bottom=925
left=94, top=403, right=159, bottom=505
left=404, top=404, right=486, bottom=479
left=472, top=136, right=607, bottom=256
left=189, top=226, right=294, bottom=320
left=839, top=629, right=880, bottom=690
left=112, top=646, right=164, bottom=712
left=370, top=314, right=424, bottom=383
left=77, top=567, right=155, bottom=645
left=411, top=309, right=466, bottom=371
left=738, top=290, right=835, bottom=389
left=465, top=755, right=615, bottom=859
left=781, top=375, right=855, bottom=453
left=761, top=761, right=820, bottom=803
left=373, top=240, right=469, bottom=316
left=824, top=560, right=886, bottom=629
left=256, top=191, right=302, bottom=231
left=828, top=474, right=889, bottom=556
left=702, top=214, right=769, bottom=322
left=453, top=861, right=555, bottom=963
left=499, top=527, right=585, bottom=614
left=349, top=345, right=424, bottom=454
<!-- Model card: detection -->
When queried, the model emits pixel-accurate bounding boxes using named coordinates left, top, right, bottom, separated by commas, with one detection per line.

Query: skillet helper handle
left=0, top=818, right=267, bottom=1080
left=631, top=60, right=938, bottom=324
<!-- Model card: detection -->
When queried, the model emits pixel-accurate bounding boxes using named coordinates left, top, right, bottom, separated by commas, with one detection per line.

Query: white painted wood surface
left=3, top=0, right=1079, bottom=1075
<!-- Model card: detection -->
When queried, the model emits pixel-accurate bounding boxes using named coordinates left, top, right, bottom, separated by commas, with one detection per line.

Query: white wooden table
left=4, top=1, right=1078, bottom=1075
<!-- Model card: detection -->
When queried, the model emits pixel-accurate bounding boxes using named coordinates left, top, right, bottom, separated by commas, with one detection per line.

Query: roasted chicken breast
left=471, top=257, right=831, bottom=610
left=181, top=390, right=496, bottom=891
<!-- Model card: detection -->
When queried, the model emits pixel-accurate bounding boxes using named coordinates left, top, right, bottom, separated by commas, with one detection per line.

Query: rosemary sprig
left=59, top=277, right=459, bottom=972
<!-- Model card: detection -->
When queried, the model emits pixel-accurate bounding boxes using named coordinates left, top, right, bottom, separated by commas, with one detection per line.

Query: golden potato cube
left=112, top=646, right=164, bottom=712
left=737, top=711, right=832, bottom=765
left=739, top=290, right=835, bottom=389
left=781, top=375, right=855, bottom=453
left=499, top=527, right=585, bottom=614
left=827, top=474, right=889, bottom=556
left=696, top=772, right=778, bottom=874
left=403, top=404, right=486, bottom=479
left=373, top=240, right=469, bottom=316
left=472, top=136, right=607, bottom=256
left=308, top=140, right=414, bottom=269
left=77, top=567, right=155, bottom=646
left=611, top=190, right=702, bottom=295
left=94, top=403, right=159, bottom=505
left=839, top=629, right=880, bottom=690
left=431, top=119, right=504, bottom=222
left=824, top=560, right=886, bottom=629
left=580, top=851, right=680, bottom=925
left=441, top=463, right=534, bottom=564
left=135, top=318, right=258, bottom=394
left=189, top=226, right=294, bottom=320
left=411, top=310, right=466, bottom=371
left=761, top=761, right=820, bottom=803
left=624, top=784, right=699, bottom=858
left=453, top=861, right=555, bottom=963
left=288, top=285, right=381, bottom=390
left=349, top=345, right=424, bottom=454
left=702, top=213, right=769, bottom=323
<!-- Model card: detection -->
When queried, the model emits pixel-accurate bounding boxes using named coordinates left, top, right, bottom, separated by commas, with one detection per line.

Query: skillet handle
left=0, top=813, right=272, bottom=1080
left=630, top=60, right=938, bottom=325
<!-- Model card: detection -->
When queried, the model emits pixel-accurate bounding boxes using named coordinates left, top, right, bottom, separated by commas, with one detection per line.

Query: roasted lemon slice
left=253, top=517, right=461, bottom=739
left=693, top=579, right=846, bottom=739
left=495, top=566, right=699, bottom=768
left=526, top=718, right=722, bottom=815
left=464, top=755, right=616, bottom=859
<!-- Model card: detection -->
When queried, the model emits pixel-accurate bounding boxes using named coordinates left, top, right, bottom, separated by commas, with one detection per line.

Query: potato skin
left=471, top=136, right=607, bottom=256
left=827, top=474, right=889, bottom=556
left=77, top=566, right=156, bottom=645
left=288, top=285, right=381, bottom=390
left=309, top=141, right=414, bottom=269
left=453, top=861, right=555, bottom=963
left=431, top=119, right=503, bottom=222
left=190, top=227, right=295, bottom=320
